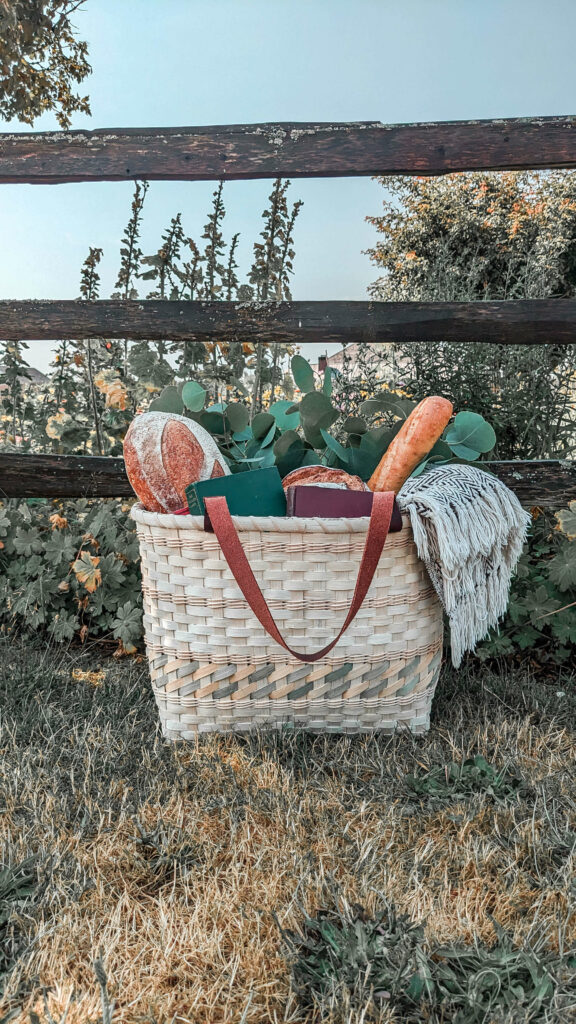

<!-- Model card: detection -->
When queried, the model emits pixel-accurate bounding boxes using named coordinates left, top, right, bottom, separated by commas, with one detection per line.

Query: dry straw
left=131, top=505, right=443, bottom=738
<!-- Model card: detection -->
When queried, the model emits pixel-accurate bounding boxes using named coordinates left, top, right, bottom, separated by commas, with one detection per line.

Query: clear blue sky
left=2, top=0, right=576, bottom=371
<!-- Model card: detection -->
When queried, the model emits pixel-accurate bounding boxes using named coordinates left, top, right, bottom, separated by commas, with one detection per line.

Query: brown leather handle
left=204, top=491, right=395, bottom=663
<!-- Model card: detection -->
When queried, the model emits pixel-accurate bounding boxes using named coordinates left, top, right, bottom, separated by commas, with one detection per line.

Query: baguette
left=367, top=396, right=453, bottom=493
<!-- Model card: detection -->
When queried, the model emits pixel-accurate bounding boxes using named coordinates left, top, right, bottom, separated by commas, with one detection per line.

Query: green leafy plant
left=280, top=893, right=576, bottom=1024
left=0, top=498, right=142, bottom=651
left=0, top=856, right=38, bottom=988
left=405, top=754, right=525, bottom=804
left=477, top=501, right=576, bottom=666
left=148, top=352, right=497, bottom=482
left=366, top=172, right=576, bottom=462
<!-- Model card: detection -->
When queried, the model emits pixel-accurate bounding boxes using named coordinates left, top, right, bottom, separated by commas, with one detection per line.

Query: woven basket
left=131, top=502, right=443, bottom=738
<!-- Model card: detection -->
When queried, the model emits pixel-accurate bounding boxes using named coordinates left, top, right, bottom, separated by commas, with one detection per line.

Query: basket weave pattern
left=131, top=505, right=443, bottom=737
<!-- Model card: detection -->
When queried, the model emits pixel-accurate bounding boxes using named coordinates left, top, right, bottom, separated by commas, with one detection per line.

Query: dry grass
left=1, top=639, right=576, bottom=1023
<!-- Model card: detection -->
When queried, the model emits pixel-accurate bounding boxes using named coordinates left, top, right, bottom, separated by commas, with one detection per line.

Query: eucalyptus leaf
left=343, top=415, right=367, bottom=435
left=148, top=385, right=184, bottom=415
left=232, top=425, right=253, bottom=442
left=360, top=433, right=380, bottom=456
left=291, top=354, right=316, bottom=394
left=445, top=411, right=496, bottom=454
left=446, top=442, right=483, bottom=461
left=252, top=412, right=275, bottom=440
left=300, top=451, right=322, bottom=467
left=274, top=430, right=301, bottom=458
left=347, top=447, right=380, bottom=480
left=322, top=367, right=333, bottom=397
left=367, top=422, right=403, bottom=453
left=270, top=399, right=300, bottom=430
left=181, top=380, right=206, bottom=413
left=410, top=455, right=449, bottom=478
left=258, top=422, right=278, bottom=449
left=258, top=446, right=277, bottom=469
left=320, top=429, right=350, bottom=463
left=200, top=410, right=229, bottom=434
left=226, top=403, right=250, bottom=433
left=300, top=391, right=339, bottom=448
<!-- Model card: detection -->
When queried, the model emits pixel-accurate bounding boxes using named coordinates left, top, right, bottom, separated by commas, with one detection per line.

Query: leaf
left=347, top=448, right=380, bottom=480
left=299, top=391, right=339, bottom=448
left=320, top=429, right=350, bottom=463
left=555, top=501, right=576, bottom=540
left=300, top=451, right=323, bottom=467
left=251, top=412, right=276, bottom=440
left=232, top=426, right=253, bottom=442
left=343, top=416, right=367, bottom=435
left=181, top=380, right=207, bottom=412
left=258, top=422, right=278, bottom=449
left=520, top=584, right=561, bottom=625
left=148, top=385, right=184, bottom=415
left=113, top=601, right=143, bottom=645
left=360, top=395, right=417, bottom=420
left=199, top=409, right=229, bottom=434
left=273, top=430, right=302, bottom=458
left=269, top=399, right=300, bottom=430
left=291, top=354, right=316, bottom=393
left=443, top=442, right=481, bottom=462
left=410, top=440, right=454, bottom=478
left=225, top=403, right=250, bottom=433
left=322, top=367, right=333, bottom=397
left=548, top=546, right=576, bottom=591
left=445, top=411, right=496, bottom=457
left=550, top=614, right=576, bottom=644
left=72, top=551, right=102, bottom=593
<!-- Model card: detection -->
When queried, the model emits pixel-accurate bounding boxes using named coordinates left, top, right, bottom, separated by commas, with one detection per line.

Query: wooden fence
left=0, top=115, right=575, bottom=505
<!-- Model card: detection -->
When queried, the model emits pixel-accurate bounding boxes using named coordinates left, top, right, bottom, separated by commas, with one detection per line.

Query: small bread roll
left=123, top=411, right=229, bottom=513
left=282, top=466, right=368, bottom=492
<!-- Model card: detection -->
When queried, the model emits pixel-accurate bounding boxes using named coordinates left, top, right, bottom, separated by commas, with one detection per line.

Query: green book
left=185, top=467, right=287, bottom=518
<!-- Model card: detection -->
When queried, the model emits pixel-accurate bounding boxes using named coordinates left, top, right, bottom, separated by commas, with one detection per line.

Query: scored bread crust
left=281, top=466, right=368, bottom=491
left=123, top=411, right=229, bottom=513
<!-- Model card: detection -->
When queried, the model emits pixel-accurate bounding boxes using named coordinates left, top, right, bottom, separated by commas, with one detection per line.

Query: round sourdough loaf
left=281, top=466, right=368, bottom=491
left=123, top=411, right=229, bottom=513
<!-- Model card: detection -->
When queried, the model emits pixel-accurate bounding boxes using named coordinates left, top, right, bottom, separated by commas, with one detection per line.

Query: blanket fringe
left=397, top=465, right=531, bottom=667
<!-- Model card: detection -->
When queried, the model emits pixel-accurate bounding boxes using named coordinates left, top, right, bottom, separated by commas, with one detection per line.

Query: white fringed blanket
left=397, top=464, right=531, bottom=666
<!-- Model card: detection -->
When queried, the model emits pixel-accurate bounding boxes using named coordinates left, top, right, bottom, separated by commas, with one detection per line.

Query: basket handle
left=203, top=491, right=395, bottom=664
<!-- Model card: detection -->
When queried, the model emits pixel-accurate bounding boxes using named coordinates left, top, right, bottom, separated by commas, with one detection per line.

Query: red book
left=286, top=486, right=402, bottom=531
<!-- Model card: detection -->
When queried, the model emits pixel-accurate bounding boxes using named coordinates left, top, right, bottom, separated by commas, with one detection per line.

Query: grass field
left=1, top=639, right=576, bottom=1023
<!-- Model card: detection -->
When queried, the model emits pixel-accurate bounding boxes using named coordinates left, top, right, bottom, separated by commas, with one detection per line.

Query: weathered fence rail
left=1, top=298, right=575, bottom=345
left=0, top=116, right=575, bottom=183
left=0, top=114, right=575, bottom=504
left=1, top=453, right=574, bottom=507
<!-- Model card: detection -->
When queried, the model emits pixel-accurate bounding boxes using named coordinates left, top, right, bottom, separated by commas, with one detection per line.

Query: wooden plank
left=1, top=298, right=576, bottom=344
left=0, top=116, right=576, bottom=184
left=0, top=453, right=574, bottom=506
left=0, top=454, right=133, bottom=499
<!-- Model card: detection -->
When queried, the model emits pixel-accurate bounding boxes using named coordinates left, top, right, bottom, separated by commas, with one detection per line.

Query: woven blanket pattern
left=131, top=505, right=443, bottom=737
left=398, top=464, right=531, bottom=666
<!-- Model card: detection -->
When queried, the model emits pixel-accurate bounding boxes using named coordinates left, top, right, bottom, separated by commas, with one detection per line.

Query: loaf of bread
left=123, top=411, right=230, bottom=513
left=281, top=466, right=368, bottom=492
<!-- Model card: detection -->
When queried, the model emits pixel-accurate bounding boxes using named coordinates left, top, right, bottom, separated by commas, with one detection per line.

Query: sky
left=2, top=0, right=576, bottom=373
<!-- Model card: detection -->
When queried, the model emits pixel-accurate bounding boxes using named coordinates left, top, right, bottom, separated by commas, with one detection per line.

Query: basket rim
left=130, top=501, right=410, bottom=535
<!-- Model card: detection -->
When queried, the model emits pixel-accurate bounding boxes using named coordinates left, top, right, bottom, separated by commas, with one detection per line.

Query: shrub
left=365, top=172, right=576, bottom=461
left=0, top=498, right=142, bottom=651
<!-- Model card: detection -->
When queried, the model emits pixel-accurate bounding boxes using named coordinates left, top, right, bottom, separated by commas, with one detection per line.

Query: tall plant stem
left=86, top=339, right=103, bottom=454
left=250, top=345, right=264, bottom=415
